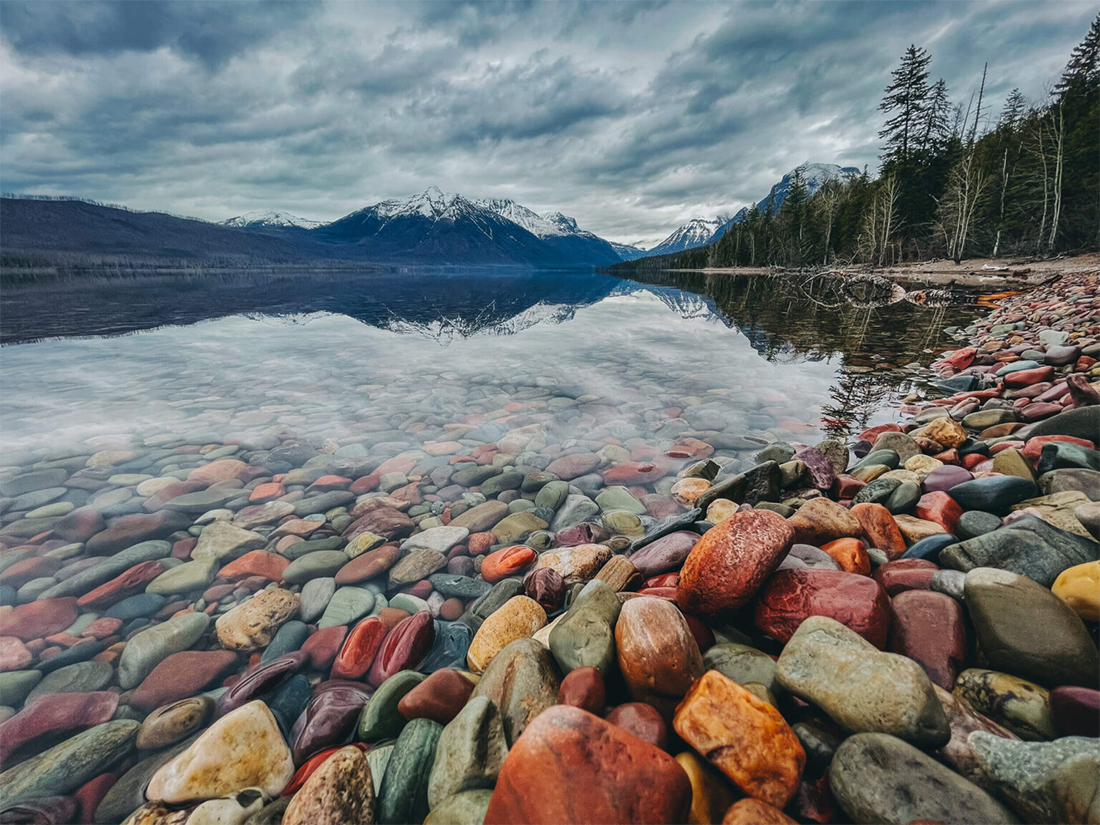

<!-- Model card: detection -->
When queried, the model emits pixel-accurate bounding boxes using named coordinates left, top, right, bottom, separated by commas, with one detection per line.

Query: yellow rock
left=917, top=417, right=968, bottom=449
left=894, top=514, right=947, bottom=545
left=903, top=454, right=943, bottom=477
left=215, top=588, right=300, bottom=651
left=532, top=543, right=611, bottom=583
left=147, top=701, right=294, bottom=804
left=671, top=478, right=711, bottom=506
left=1052, top=561, right=1100, bottom=622
left=675, top=751, right=738, bottom=825
left=705, top=500, right=739, bottom=524
left=879, top=469, right=921, bottom=485
left=467, top=595, right=547, bottom=672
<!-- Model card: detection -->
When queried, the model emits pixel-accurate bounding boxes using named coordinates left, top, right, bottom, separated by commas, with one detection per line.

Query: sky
left=0, top=1, right=1093, bottom=247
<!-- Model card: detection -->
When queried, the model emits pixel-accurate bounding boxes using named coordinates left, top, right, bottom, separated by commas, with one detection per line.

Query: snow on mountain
left=222, top=210, right=323, bottom=230
left=646, top=218, right=722, bottom=257
left=609, top=241, right=648, bottom=261
left=708, top=162, right=860, bottom=243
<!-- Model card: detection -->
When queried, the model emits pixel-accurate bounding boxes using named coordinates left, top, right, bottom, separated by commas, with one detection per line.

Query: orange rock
left=850, top=503, right=906, bottom=560
left=481, top=545, right=537, bottom=583
left=468, top=532, right=495, bottom=554
left=722, top=798, right=798, bottom=825
left=677, top=510, right=795, bottom=618
left=249, top=482, right=286, bottom=503
left=914, top=492, right=963, bottom=534
left=786, top=497, right=863, bottom=546
left=919, top=418, right=967, bottom=449
left=673, top=670, right=805, bottom=810
left=616, top=597, right=704, bottom=721
left=187, top=459, right=249, bottom=485
left=820, top=538, right=871, bottom=575
left=219, top=550, right=289, bottom=582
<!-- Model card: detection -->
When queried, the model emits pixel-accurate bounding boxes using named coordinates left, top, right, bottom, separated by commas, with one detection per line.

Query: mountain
left=474, top=198, right=624, bottom=266
left=608, top=241, right=648, bottom=261
left=707, top=162, right=860, bottom=243
left=222, top=210, right=323, bottom=230
left=646, top=218, right=722, bottom=257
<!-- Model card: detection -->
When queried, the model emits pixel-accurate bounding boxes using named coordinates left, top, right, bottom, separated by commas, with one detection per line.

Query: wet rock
left=137, top=696, right=214, bottom=750
left=0, top=691, right=119, bottom=763
left=290, top=684, right=368, bottom=764
left=484, top=705, right=691, bottom=825
left=703, top=642, right=780, bottom=695
left=131, top=649, right=238, bottom=711
left=615, top=596, right=703, bottom=721
left=954, top=668, right=1057, bottom=741
left=191, top=521, right=266, bottom=563
left=941, top=517, right=1097, bottom=587
left=1053, top=560, right=1100, bottom=621
left=532, top=543, right=610, bottom=583
left=889, top=589, right=966, bottom=689
left=358, top=670, right=425, bottom=742
left=470, top=638, right=561, bottom=745
left=628, top=531, right=697, bottom=578
left=548, top=580, right=621, bottom=676
left=399, top=668, right=475, bottom=725
left=215, top=588, right=300, bottom=652
left=427, top=695, right=507, bottom=809
left=119, top=612, right=211, bottom=689
left=776, top=616, right=949, bottom=747
left=932, top=685, right=1019, bottom=790
left=283, top=745, right=374, bottom=825
left=948, top=476, right=1038, bottom=515
left=467, top=595, right=546, bottom=673
left=367, top=610, right=435, bottom=687
left=786, top=497, right=862, bottom=546
left=1051, top=686, right=1100, bottom=737
left=377, top=718, right=442, bottom=825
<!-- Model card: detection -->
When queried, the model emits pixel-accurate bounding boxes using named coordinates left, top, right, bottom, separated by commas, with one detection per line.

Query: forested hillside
left=615, top=14, right=1099, bottom=273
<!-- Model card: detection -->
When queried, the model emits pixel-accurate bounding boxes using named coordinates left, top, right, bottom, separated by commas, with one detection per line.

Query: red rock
left=889, top=590, right=966, bottom=690
left=787, top=497, right=863, bottom=546
left=130, top=649, right=239, bottom=712
left=172, top=537, right=197, bottom=560
left=859, top=423, right=903, bottom=443
left=914, top=491, right=963, bottom=534
left=249, top=482, right=286, bottom=503
left=615, top=596, right=704, bottom=721
left=330, top=617, right=387, bottom=681
left=144, top=481, right=206, bottom=511
left=3, top=598, right=78, bottom=641
left=1021, top=434, right=1097, bottom=463
left=753, top=569, right=891, bottom=649
left=85, top=511, right=191, bottom=554
left=683, top=613, right=716, bottom=653
left=482, top=545, right=537, bottom=583
left=51, top=506, right=107, bottom=543
left=833, top=475, right=866, bottom=499
left=77, top=561, right=167, bottom=610
left=300, top=625, right=347, bottom=671
left=0, top=556, right=63, bottom=589
left=1003, top=365, right=1055, bottom=388
left=218, top=550, right=289, bottom=582
left=81, top=617, right=123, bottom=640
left=0, top=691, right=119, bottom=763
left=400, top=580, right=433, bottom=600
left=74, top=772, right=118, bottom=824
left=309, top=475, right=351, bottom=491
left=605, top=702, right=666, bottom=749
left=468, top=532, right=495, bottom=555
left=546, top=454, right=601, bottom=480
left=334, top=543, right=400, bottom=585
left=438, top=598, right=464, bottom=621
left=398, top=668, right=476, bottom=724
left=558, top=667, right=606, bottom=715
left=820, top=538, right=871, bottom=575
left=187, top=459, right=248, bottom=484
left=601, top=461, right=670, bottom=486
left=850, top=503, right=906, bottom=560
left=939, top=348, right=977, bottom=372
left=872, top=559, right=938, bottom=596
left=350, top=475, right=379, bottom=494
left=677, top=510, right=795, bottom=618
left=644, top=573, right=679, bottom=588
left=722, top=798, right=798, bottom=825
left=485, top=705, right=691, bottom=825
left=368, top=611, right=434, bottom=687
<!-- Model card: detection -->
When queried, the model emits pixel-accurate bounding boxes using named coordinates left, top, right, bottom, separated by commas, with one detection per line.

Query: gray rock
left=427, top=696, right=507, bottom=809
left=118, top=612, right=211, bottom=689
left=299, top=577, right=336, bottom=623
left=548, top=580, right=622, bottom=676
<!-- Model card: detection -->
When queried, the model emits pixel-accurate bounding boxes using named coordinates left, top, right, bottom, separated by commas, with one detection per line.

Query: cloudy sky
left=0, top=1, right=1093, bottom=246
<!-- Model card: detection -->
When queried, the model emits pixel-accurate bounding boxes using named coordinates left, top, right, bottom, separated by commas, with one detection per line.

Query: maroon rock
left=300, top=625, right=348, bottom=671
left=872, top=559, right=938, bottom=596
left=0, top=556, right=63, bottom=590
left=75, top=773, right=118, bottom=825
left=0, top=637, right=32, bottom=671
left=545, top=454, right=601, bottom=480
left=51, top=507, right=106, bottom=543
left=130, top=649, right=239, bottom=712
left=1003, top=365, right=1055, bottom=388
left=1067, top=374, right=1100, bottom=408
left=888, top=590, right=966, bottom=690
left=398, top=668, right=476, bottom=724
left=343, top=508, right=414, bottom=542
left=400, top=580, right=434, bottom=600
left=554, top=523, right=605, bottom=548
left=1050, top=686, right=1100, bottom=737
left=558, top=666, right=606, bottom=715
left=84, top=511, right=191, bottom=555
left=439, top=598, right=464, bottom=621
left=1019, top=402, right=1064, bottom=423
left=291, top=684, right=369, bottom=764
left=0, top=797, right=78, bottom=825
left=601, top=461, right=670, bottom=486
left=604, top=702, right=667, bottom=750
left=753, top=569, right=891, bottom=649
left=76, top=561, right=167, bottom=610
left=525, top=567, right=565, bottom=614
left=0, top=691, right=119, bottom=763
left=334, top=543, right=400, bottom=585
left=3, top=598, right=79, bottom=641
left=921, top=465, right=973, bottom=494
left=628, top=531, right=698, bottom=578
left=485, top=705, right=691, bottom=825
left=367, top=610, right=435, bottom=687
left=794, top=447, right=836, bottom=491
left=216, top=651, right=307, bottom=717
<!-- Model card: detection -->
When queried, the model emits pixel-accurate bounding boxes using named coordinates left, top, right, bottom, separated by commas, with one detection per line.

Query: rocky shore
left=0, top=272, right=1097, bottom=825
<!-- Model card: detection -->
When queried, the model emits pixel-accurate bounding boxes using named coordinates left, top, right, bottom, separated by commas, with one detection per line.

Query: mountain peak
left=221, top=209, right=322, bottom=229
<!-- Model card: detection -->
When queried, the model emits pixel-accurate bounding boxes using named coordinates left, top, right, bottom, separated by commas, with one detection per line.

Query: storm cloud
left=0, top=0, right=1092, bottom=245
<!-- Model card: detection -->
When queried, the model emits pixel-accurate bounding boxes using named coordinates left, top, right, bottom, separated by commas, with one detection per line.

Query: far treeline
left=618, top=14, right=1099, bottom=272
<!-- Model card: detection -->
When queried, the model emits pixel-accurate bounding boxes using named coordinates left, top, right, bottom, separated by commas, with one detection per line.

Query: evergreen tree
left=1055, top=12, right=1100, bottom=97
left=999, top=88, right=1027, bottom=129
left=879, top=45, right=932, bottom=164
left=917, top=79, right=953, bottom=159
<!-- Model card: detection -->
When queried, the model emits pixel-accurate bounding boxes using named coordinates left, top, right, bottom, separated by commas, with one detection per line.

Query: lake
left=1, top=268, right=994, bottom=463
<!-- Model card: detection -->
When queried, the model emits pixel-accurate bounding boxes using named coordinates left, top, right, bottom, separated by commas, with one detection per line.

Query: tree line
left=622, top=14, right=1098, bottom=271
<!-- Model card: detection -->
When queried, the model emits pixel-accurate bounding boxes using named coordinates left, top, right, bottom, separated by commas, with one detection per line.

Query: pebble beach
left=0, top=270, right=1097, bottom=825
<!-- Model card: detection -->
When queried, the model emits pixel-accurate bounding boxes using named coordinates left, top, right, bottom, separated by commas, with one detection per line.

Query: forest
left=617, top=14, right=1099, bottom=272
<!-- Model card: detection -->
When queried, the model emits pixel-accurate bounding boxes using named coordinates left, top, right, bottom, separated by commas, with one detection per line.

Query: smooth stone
left=785, top=497, right=862, bottom=546
left=1053, top=561, right=1100, bottom=622
left=137, top=696, right=214, bottom=750
left=941, top=516, right=1097, bottom=587
left=969, top=732, right=1099, bottom=825
left=367, top=610, right=435, bottom=687
left=615, top=596, right=704, bottom=721
left=948, top=476, right=1037, bottom=515
left=957, top=509, right=1002, bottom=539
left=283, top=551, right=349, bottom=585
left=470, top=638, right=561, bottom=745
left=377, top=718, right=442, bottom=825
left=532, top=543, right=611, bottom=584
left=674, top=670, right=804, bottom=809
left=146, top=558, right=218, bottom=595
left=317, top=587, right=375, bottom=629
left=399, top=668, right=475, bottom=725
left=627, top=531, right=697, bottom=577
left=0, top=669, right=42, bottom=706
left=283, top=745, right=374, bottom=825
left=427, top=695, right=507, bottom=809
left=3, top=597, right=79, bottom=641
left=131, top=649, right=239, bottom=712
left=260, top=620, right=311, bottom=663
left=104, top=592, right=167, bottom=622
left=548, top=580, right=622, bottom=676
left=0, top=691, right=119, bottom=764
left=484, top=705, right=691, bottom=825
left=954, top=668, right=1057, bottom=741
left=1027, top=406, right=1100, bottom=442
left=829, top=732, right=1018, bottom=825
left=425, top=790, right=493, bottom=825
left=299, top=577, right=336, bottom=623
left=0, top=720, right=139, bottom=806
left=1051, top=686, right=1100, bottom=737
left=491, top=511, right=548, bottom=544
left=290, top=684, right=368, bottom=764
left=389, top=548, right=447, bottom=588
left=147, top=701, right=294, bottom=804
left=932, top=684, right=1019, bottom=791
left=216, top=588, right=300, bottom=652
left=428, top=574, right=491, bottom=601
left=419, top=622, right=473, bottom=674
left=703, top=643, right=780, bottom=695
left=677, top=510, right=794, bottom=617
left=191, top=521, right=266, bottom=563
left=95, top=735, right=196, bottom=824
left=776, top=616, right=950, bottom=747
left=119, top=612, right=211, bottom=689
left=358, top=670, right=426, bottom=742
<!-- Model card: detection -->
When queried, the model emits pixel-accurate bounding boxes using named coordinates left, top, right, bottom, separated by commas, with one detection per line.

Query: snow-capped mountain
left=222, top=210, right=323, bottom=230
left=609, top=241, right=648, bottom=261
left=315, top=187, right=626, bottom=266
left=646, top=218, right=723, bottom=257
left=708, top=162, right=860, bottom=243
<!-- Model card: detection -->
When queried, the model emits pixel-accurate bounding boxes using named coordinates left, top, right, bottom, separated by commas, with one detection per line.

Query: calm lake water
left=0, top=268, right=993, bottom=460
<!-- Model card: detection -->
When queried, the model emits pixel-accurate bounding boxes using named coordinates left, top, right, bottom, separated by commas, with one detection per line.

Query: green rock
left=534, top=480, right=570, bottom=510
left=427, top=696, right=507, bottom=809
left=704, top=643, right=780, bottom=695
left=548, top=580, right=622, bottom=676
left=480, top=471, right=524, bottom=497
left=425, top=790, right=493, bottom=825
left=39, top=540, right=171, bottom=600
left=367, top=743, right=394, bottom=796
left=601, top=510, right=643, bottom=536
left=388, top=548, right=447, bottom=588
left=594, top=486, right=646, bottom=514
left=851, top=449, right=900, bottom=472
left=471, top=638, right=561, bottom=746
left=884, top=481, right=922, bottom=514
left=118, top=612, right=211, bottom=689
left=953, top=668, right=1056, bottom=741
left=829, top=732, right=1019, bottom=825
left=358, top=671, right=426, bottom=742
left=146, top=558, right=218, bottom=596
left=26, top=661, right=111, bottom=703
left=95, top=734, right=196, bottom=824
left=0, top=720, right=139, bottom=805
left=282, top=550, right=350, bottom=585
left=490, top=512, right=547, bottom=545
left=378, top=718, right=443, bottom=825
left=969, top=732, right=1098, bottom=825
left=0, top=670, right=42, bottom=706
left=191, top=521, right=265, bottom=562
left=992, top=449, right=1035, bottom=481
left=317, top=587, right=375, bottom=629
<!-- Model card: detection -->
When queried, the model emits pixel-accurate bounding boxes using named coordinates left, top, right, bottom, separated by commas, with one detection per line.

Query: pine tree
left=999, top=88, right=1027, bottom=129
left=917, top=79, right=952, bottom=159
left=879, top=45, right=932, bottom=164
left=1055, top=12, right=1100, bottom=97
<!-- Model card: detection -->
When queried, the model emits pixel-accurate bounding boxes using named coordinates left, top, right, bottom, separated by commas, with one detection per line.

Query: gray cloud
left=0, top=0, right=1093, bottom=245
